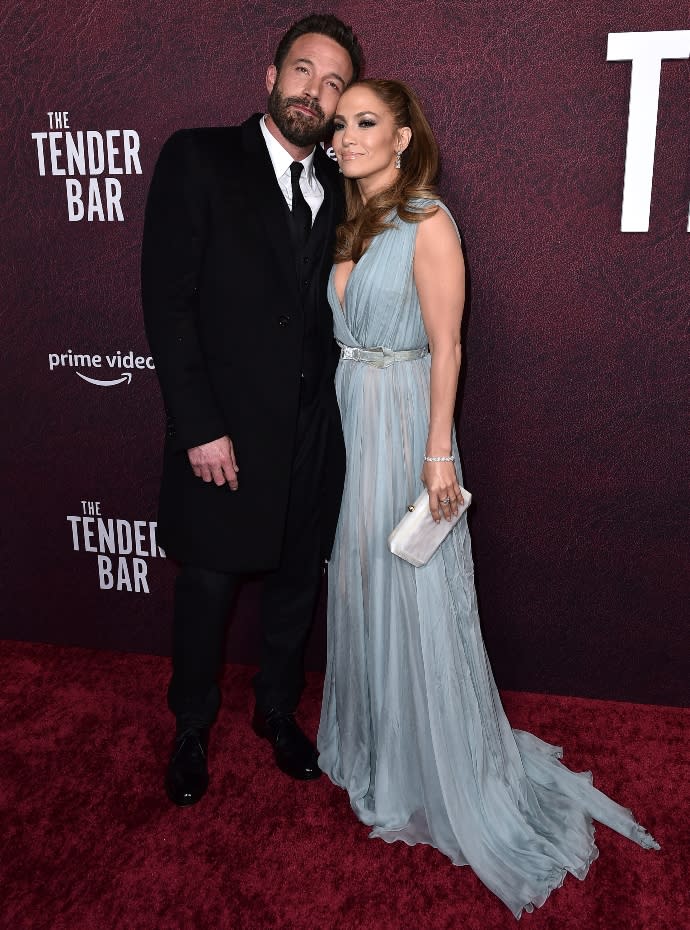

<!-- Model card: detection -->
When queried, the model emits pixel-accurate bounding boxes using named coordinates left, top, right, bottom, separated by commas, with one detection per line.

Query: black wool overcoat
left=141, top=114, right=346, bottom=572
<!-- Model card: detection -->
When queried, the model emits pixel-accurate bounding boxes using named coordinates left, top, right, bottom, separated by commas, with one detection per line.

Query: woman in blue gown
left=316, top=79, right=659, bottom=918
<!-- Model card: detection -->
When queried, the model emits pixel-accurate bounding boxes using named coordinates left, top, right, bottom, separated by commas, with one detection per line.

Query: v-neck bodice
left=327, top=201, right=444, bottom=352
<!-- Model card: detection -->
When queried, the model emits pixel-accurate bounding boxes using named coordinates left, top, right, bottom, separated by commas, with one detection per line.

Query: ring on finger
left=439, top=496, right=451, bottom=505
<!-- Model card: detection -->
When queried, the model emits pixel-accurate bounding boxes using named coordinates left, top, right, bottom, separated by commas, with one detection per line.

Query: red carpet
left=0, top=640, right=687, bottom=930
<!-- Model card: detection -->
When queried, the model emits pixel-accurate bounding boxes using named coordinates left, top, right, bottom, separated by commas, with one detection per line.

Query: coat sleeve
left=141, top=130, right=227, bottom=451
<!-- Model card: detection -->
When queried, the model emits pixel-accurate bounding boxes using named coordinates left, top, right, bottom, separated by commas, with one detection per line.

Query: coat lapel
left=241, top=115, right=299, bottom=303
left=240, top=115, right=342, bottom=303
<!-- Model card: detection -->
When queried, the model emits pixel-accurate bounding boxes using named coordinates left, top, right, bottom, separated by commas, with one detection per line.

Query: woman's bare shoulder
left=415, top=200, right=461, bottom=247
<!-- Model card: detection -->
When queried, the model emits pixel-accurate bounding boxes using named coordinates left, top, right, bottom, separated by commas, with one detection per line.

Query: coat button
left=278, top=315, right=291, bottom=327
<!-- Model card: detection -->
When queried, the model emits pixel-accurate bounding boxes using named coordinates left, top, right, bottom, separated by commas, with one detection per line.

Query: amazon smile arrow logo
left=76, top=371, right=132, bottom=387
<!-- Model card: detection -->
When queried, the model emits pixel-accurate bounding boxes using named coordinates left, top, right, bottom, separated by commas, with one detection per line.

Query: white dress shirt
left=259, top=115, right=324, bottom=224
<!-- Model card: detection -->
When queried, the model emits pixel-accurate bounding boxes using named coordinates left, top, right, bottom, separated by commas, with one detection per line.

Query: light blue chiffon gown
left=317, top=200, right=659, bottom=918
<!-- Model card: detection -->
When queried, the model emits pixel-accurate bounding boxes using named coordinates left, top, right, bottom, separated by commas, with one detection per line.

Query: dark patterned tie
left=289, top=161, right=312, bottom=247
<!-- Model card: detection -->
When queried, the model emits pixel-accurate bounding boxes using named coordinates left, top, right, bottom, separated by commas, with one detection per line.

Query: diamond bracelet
left=424, top=454, right=455, bottom=463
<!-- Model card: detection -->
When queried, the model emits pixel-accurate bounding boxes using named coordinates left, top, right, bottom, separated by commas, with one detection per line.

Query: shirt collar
left=260, top=114, right=316, bottom=182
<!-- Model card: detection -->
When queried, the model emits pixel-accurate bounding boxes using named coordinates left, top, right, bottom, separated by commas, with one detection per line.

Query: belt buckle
left=376, top=347, right=393, bottom=369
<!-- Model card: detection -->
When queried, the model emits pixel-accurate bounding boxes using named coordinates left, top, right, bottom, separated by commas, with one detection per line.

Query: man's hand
left=187, top=436, right=239, bottom=489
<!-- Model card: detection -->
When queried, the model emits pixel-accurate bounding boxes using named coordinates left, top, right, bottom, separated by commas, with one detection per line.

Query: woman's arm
left=413, top=206, right=466, bottom=522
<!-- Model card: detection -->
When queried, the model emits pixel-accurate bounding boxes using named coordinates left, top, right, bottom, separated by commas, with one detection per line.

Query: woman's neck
left=356, top=168, right=398, bottom=204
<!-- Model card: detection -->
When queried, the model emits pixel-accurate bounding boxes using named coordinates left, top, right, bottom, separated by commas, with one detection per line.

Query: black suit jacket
left=142, top=114, right=345, bottom=572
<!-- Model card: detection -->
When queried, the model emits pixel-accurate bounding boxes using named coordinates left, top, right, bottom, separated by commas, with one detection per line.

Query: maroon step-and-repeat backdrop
left=2, top=2, right=687, bottom=705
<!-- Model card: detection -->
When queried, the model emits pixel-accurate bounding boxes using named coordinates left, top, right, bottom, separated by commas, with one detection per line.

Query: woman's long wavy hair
left=334, top=79, right=439, bottom=264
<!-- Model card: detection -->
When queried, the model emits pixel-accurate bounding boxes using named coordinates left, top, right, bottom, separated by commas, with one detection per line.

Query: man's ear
left=266, top=65, right=277, bottom=94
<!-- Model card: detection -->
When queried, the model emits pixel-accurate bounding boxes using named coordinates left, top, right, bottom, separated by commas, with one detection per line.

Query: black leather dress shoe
left=165, top=726, right=210, bottom=806
left=252, top=707, right=321, bottom=781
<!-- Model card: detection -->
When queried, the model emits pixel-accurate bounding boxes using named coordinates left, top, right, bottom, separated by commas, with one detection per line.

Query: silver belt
left=337, top=342, right=429, bottom=369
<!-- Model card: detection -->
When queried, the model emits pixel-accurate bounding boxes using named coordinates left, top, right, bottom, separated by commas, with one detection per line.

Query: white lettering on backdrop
left=66, top=501, right=166, bottom=594
left=607, top=31, right=690, bottom=232
left=31, top=111, right=143, bottom=222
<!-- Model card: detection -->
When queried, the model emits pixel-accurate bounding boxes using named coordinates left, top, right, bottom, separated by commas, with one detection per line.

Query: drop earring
left=394, top=151, right=402, bottom=169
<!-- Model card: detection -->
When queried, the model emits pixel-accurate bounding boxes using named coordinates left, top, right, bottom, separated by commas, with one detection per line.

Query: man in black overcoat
left=142, top=15, right=362, bottom=805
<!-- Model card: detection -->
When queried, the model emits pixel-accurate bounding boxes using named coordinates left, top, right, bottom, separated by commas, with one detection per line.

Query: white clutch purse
left=388, top=487, right=472, bottom=567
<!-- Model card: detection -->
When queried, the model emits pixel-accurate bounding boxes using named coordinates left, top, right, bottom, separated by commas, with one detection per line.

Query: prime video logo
left=48, top=349, right=155, bottom=386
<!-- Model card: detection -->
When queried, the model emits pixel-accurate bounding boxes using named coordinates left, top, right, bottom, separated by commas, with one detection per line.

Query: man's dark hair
left=274, top=14, right=363, bottom=83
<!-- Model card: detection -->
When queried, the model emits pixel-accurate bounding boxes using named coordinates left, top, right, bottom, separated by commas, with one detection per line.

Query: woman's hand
left=422, top=459, right=464, bottom=522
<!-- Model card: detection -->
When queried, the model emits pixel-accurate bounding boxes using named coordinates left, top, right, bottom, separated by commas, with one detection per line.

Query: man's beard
left=267, top=84, right=333, bottom=147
